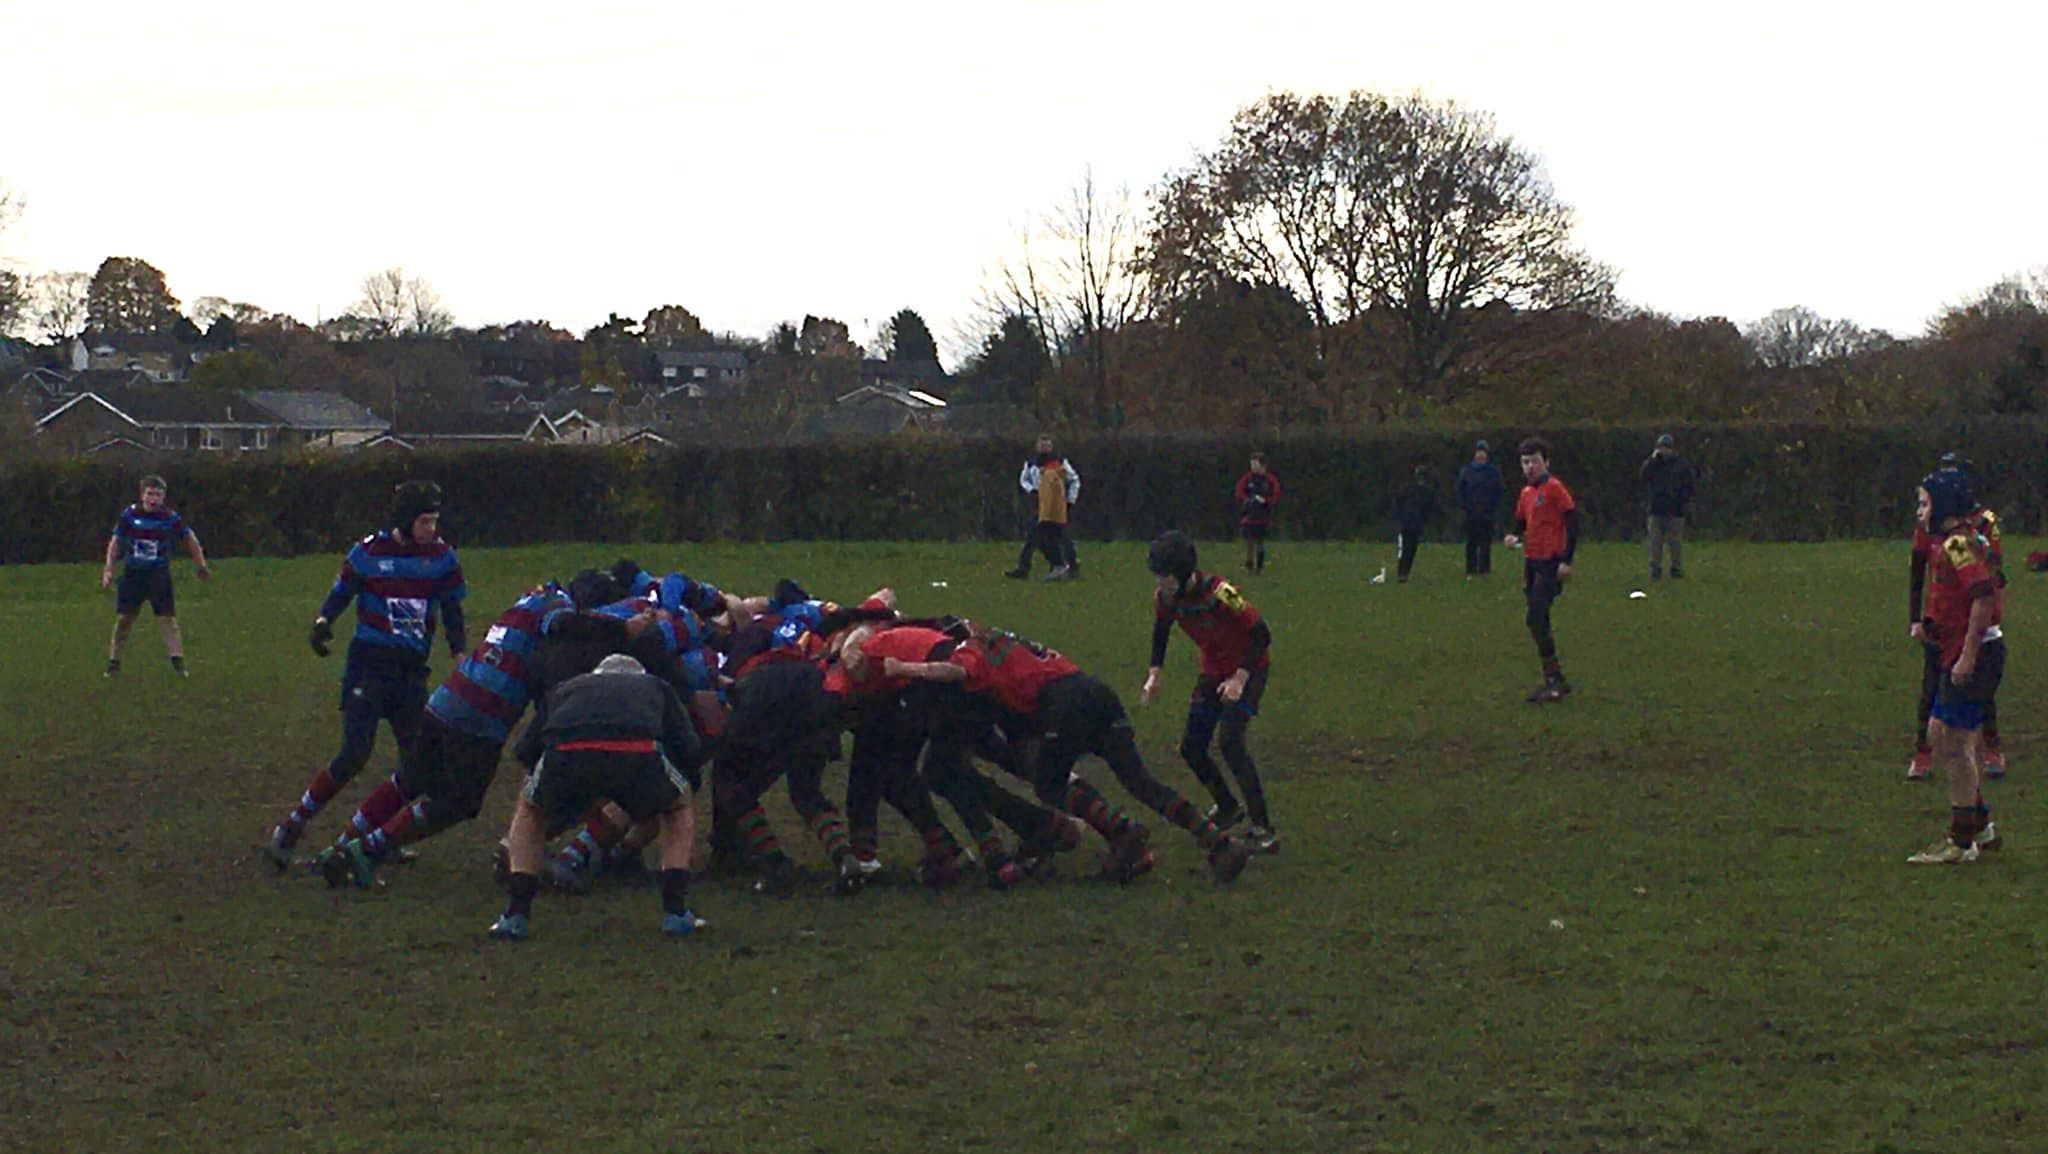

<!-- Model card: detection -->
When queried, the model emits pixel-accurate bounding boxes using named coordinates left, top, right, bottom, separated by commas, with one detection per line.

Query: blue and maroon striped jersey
left=597, top=596, right=719, bottom=692
left=427, top=584, right=572, bottom=740
left=625, top=569, right=727, bottom=619
left=114, top=505, right=191, bottom=571
left=318, top=531, right=467, bottom=658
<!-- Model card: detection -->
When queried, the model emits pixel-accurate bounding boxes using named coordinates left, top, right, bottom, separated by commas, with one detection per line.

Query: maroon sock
left=287, top=768, right=342, bottom=828
left=348, top=777, right=411, bottom=839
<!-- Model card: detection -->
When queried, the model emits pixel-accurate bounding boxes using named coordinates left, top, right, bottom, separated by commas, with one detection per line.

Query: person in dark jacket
left=493, top=653, right=705, bottom=941
left=1394, top=465, right=1440, bottom=583
left=1455, top=442, right=1503, bottom=576
left=1641, top=433, right=1696, bottom=579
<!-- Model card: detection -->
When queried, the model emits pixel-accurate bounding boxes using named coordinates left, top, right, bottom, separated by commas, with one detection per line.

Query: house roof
left=835, top=382, right=949, bottom=409
left=243, top=391, right=388, bottom=431
left=390, top=411, right=556, bottom=439
left=791, top=405, right=924, bottom=439
left=37, top=385, right=276, bottom=429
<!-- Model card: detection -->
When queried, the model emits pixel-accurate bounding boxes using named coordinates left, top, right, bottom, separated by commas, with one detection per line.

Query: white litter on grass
left=1629, top=590, right=1648, bottom=599
left=930, top=581, right=949, bottom=588
left=1548, top=918, right=1566, bottom=931
left=1368, top=567, right=1388, bottom=585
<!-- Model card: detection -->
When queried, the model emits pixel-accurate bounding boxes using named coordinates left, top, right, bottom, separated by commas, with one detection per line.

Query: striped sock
left=738, top=806, right=781, bottom=861
left=286, top=769, right=342, bottom=829
left=1063, top=781, right=1129, bottom=840
left=807, top=808, right=851, bottom=863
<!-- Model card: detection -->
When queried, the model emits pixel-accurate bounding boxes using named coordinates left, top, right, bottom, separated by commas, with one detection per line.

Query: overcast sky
left=4, top=1, right=2041, bottom=361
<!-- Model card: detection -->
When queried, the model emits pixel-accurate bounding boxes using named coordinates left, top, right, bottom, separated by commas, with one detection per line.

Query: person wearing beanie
left=1641, top=433, right=1696, bottom=580
left=1455, top=441, right=1503, bottom=577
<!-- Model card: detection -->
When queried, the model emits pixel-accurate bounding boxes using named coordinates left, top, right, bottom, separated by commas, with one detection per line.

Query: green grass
left=4, top=539, right=2046, bottom=1153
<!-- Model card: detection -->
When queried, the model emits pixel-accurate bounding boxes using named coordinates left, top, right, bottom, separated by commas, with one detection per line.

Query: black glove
left=309, top=617, right=334, bottom=657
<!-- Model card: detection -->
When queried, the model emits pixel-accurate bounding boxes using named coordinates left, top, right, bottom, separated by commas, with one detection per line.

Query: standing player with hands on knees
left=102, top=473, right=211, bottom=678
left=1503, top=438, right=1578, bottom=704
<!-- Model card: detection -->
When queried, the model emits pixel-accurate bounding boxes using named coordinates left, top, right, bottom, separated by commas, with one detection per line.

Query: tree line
left=5, top=88, right=2045, bottom=433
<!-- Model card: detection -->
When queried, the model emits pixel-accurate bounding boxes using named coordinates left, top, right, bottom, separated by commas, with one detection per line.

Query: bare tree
left=352, top=268, right=452, bottom=338
left=1745, top=306, right=1883, bottom=369
left=981, top=167, right=1147, bottom=414
left=32, top=271, right=90, bottom=341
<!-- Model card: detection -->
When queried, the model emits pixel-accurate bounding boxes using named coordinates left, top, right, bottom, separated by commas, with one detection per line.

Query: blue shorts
left=1931, top=639, right=2004, bottom=733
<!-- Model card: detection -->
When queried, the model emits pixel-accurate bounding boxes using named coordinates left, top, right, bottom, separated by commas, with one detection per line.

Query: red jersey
left=1235, top=470, right=1281, bottom=526
left=1913, top=506, right=2005, bottom=618
left=1923, top=526, right=2002, bottom=667
left=845, top=625, right=952, bottom=698
left=949, top=630, right=1079, bottom=715
left=1156, top=572, right=1268, bottom=679
left=1514, top=475, right=1575, bottom=561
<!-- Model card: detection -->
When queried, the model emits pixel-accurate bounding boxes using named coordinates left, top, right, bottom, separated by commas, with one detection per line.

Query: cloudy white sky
left=3, top=1, right=2041, bottom=361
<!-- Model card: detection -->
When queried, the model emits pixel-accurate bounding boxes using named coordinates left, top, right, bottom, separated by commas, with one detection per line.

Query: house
left=71, top=332, right=193, bottom=382
left=656, top=349, right=749, bottom=398
left=360, top=410, right=560, bottom=451
left=32, top=385, right=388, bottom=455
left=243, top=391, right=389, bottom=450
left=788, top=380, right=951, bottom=438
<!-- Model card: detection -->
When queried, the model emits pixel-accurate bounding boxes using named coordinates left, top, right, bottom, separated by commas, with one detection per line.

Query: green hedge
left=5, top=422, right=2042, bottom=564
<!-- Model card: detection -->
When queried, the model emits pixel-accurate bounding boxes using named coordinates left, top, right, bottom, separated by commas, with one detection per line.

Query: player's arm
left=102, top=531, right=121, bottom=588
left=1908, top=548, right=1929, bottom=636
left=881, top=656, right=967, bottom=683
left=1953, top=585, right=1996, bottom=680
left=184, top=528, right=212, bottom=579
left=1064, top=460, right=1080, bottom=504
left=310, top=552, right=362, bottom=655
left=1141, top=615, right=1172, bottom=704
left=437, top=556, right=469, bottom=654
left=1220, top=620, right=1272, bottom=703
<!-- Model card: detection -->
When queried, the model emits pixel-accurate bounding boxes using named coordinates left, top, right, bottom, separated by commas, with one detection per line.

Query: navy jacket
left=1455, top=460, right=1503, bottom=518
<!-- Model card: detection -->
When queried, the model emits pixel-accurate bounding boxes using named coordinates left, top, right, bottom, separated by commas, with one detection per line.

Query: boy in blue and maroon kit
left=1906, top=468, right=2006, bottom=864
left=1503, top=438, right=1577, bottom=703
left=101, top=474, right=211, bottom=677
left=261, top=481, right=467, bottom=870
left=1141, top=530, right=1278, bottom=854
left=313, top=580, right=577, bottom=888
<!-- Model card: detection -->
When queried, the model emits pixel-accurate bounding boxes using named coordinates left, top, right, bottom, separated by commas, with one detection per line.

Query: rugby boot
left=1242, top=824, right=1281, bottom=855
left=1906, top=838, right=1979, bottom=865
left=261, top=823, right=301, bottom=873
left=1205, top=797, right=1245, bottom=832
left=1976, top=821, right=2001, bottom=853
left=661, top=911, right=707, bottom=937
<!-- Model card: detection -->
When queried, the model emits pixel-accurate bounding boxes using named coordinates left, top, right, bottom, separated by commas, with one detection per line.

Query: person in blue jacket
left=1455, top=441, right=1504, bottom=577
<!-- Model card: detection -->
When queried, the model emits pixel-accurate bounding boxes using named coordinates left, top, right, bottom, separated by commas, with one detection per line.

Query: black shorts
left=116, top=567, right=175, bottom=616
left=396, top=712, right=506, bottom=811
left=724, top=660, right=838, bottom=756
left=1193, top=665, right=1269, bottom=717
left=1524, top=559, right=1566, bottom=600
left=1035, top=672, right=1131, bottom=763
left=525, top=747, right=693, bottom=827
left=1240, top=521, right=1270, bottom=541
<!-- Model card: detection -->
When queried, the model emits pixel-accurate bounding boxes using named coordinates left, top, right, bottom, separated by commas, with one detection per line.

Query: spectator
left=1455, top=441, right=1503, bottom=577
left=1233, top=452, right=1281, bottom=574
left=1641, top=433, right=1696, bottom=580
left=1394, top=465, right=1439, bottom=583
left=1006, top=434, right=1082, bottom=580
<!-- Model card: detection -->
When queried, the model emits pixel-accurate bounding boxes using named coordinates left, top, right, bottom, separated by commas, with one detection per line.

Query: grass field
left=4, top=537, right=2046, bottom=1153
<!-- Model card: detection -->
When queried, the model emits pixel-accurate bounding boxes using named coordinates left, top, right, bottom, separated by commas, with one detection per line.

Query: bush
left=5, top=421, right=2039, bottom=564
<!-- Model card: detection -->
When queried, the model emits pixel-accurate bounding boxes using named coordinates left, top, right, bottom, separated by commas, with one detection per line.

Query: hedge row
left=4, top=421, right=2042, bottom=564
